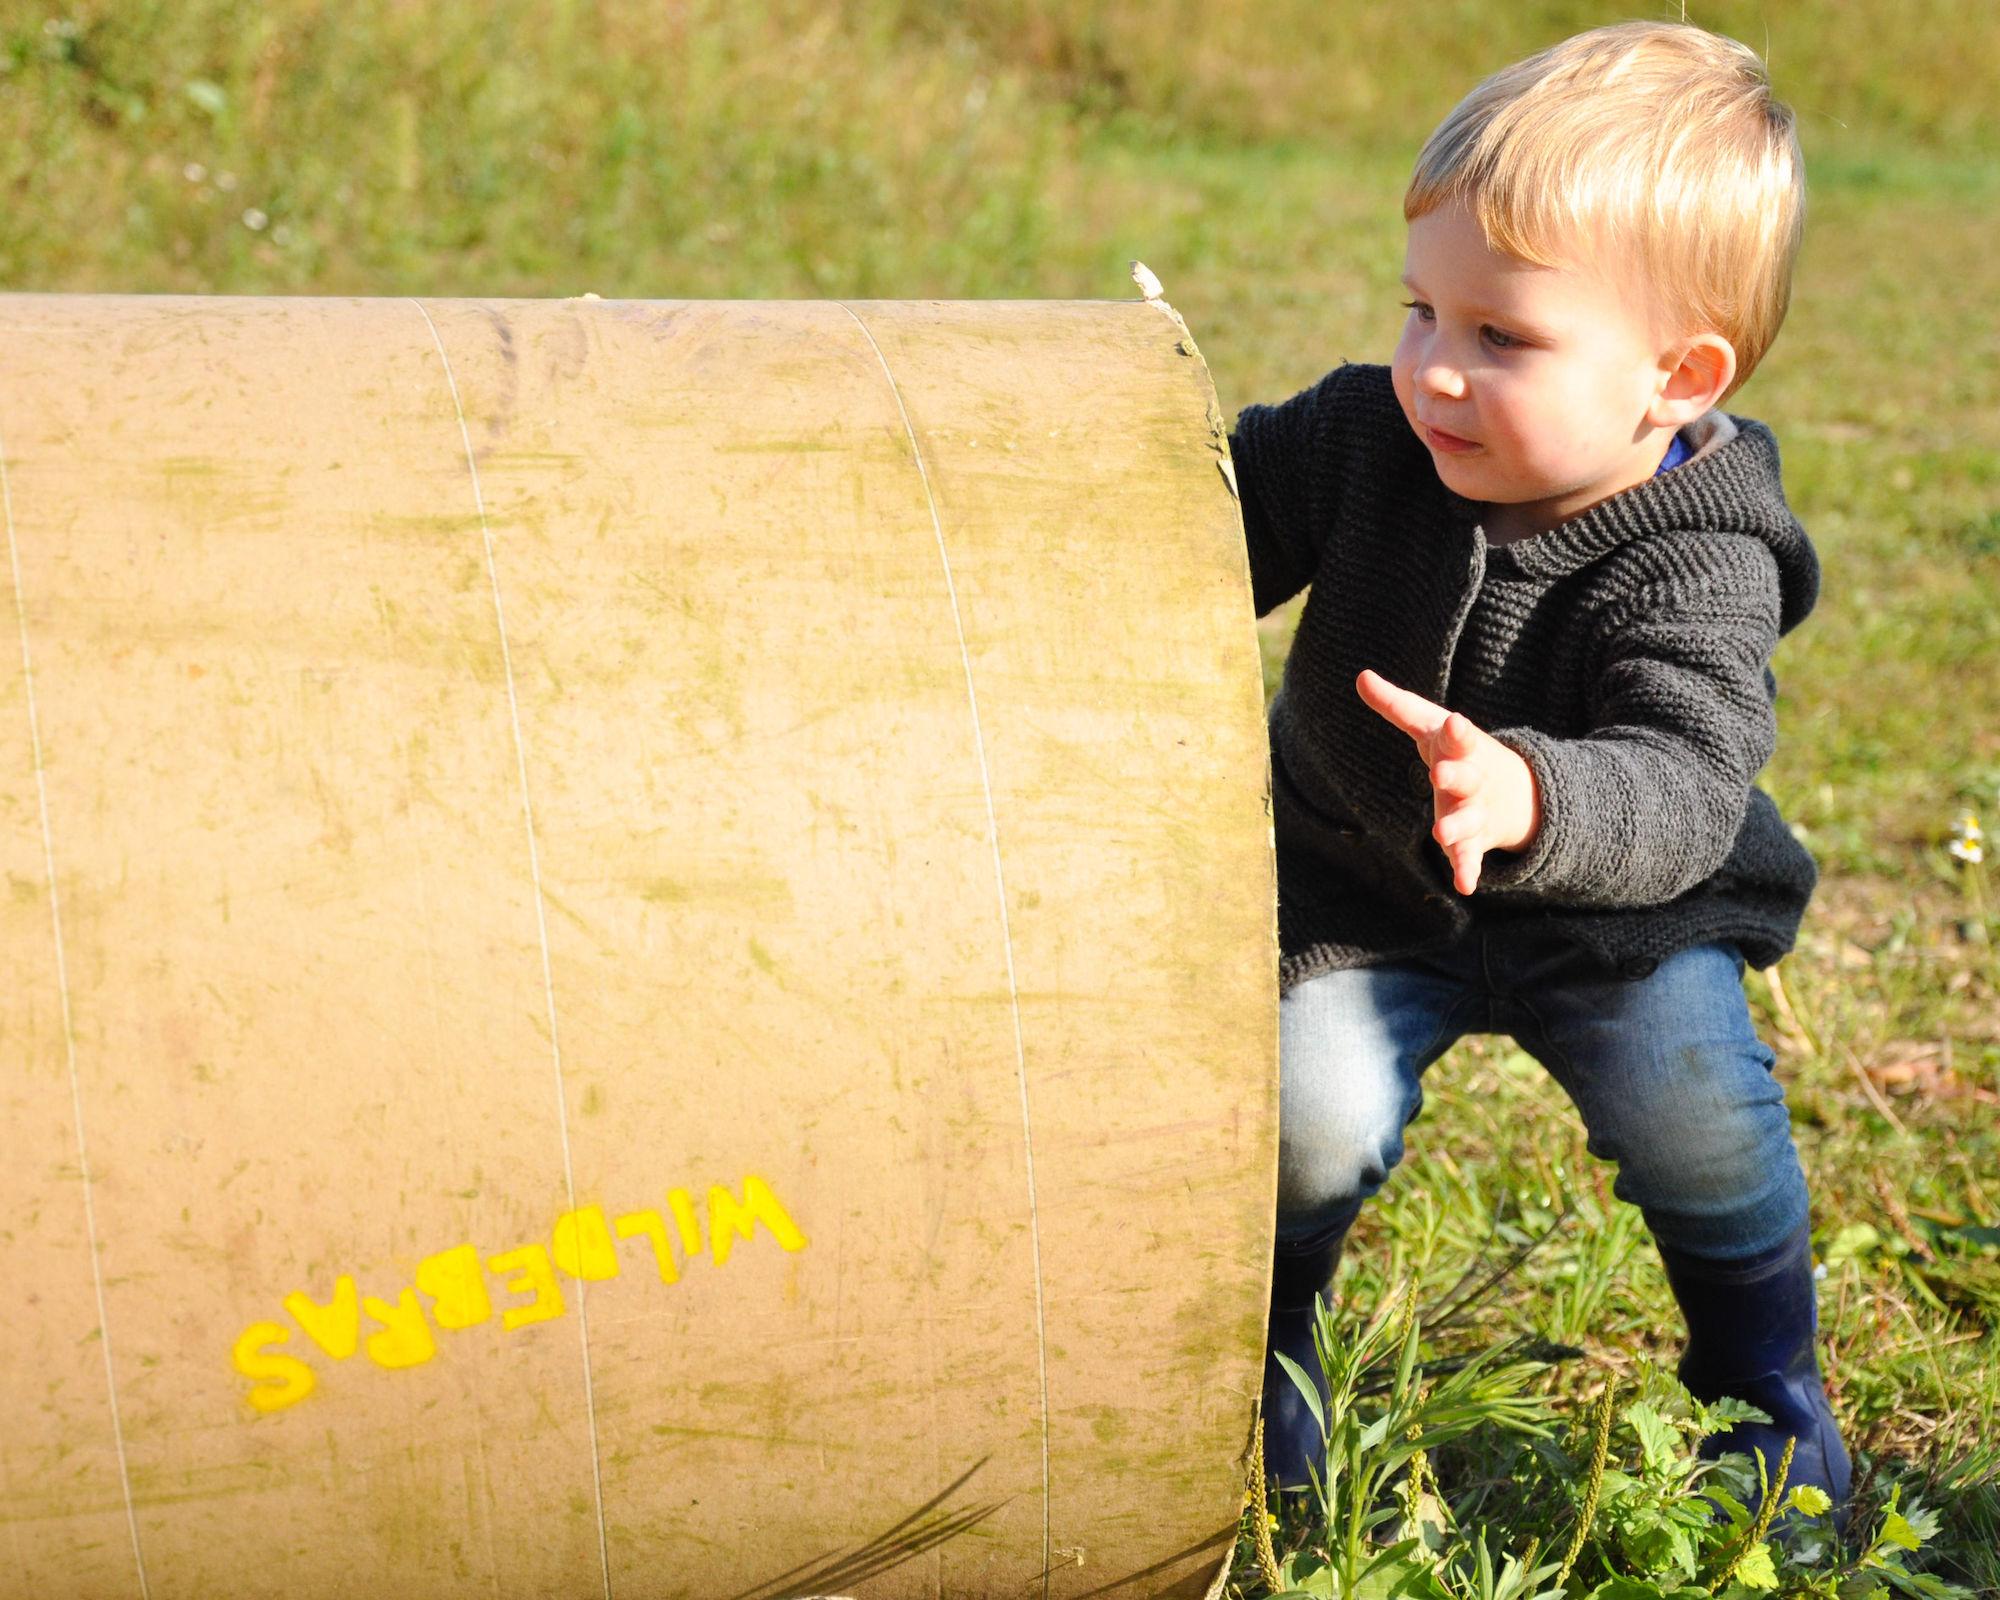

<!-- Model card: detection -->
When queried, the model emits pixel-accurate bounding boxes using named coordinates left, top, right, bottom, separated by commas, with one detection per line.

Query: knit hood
left=1492, top=410, right=1820, bottom=635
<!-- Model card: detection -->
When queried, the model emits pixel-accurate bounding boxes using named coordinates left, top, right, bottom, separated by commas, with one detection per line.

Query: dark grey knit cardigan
left=1231, top=363, right=1819, bottom=991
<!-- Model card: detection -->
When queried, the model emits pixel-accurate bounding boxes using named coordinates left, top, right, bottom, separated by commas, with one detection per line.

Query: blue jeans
left=1277, top=929, right=1809, bottom=1263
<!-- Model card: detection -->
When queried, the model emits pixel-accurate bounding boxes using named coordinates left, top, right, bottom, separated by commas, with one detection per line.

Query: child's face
left=1391, top=200, right=1687, bottom=538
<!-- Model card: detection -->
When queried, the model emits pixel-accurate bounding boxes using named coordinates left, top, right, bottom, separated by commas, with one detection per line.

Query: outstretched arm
left=1355, top=670, right=1541, bottom=895
left=1361, top=539, right=1789, bottom=907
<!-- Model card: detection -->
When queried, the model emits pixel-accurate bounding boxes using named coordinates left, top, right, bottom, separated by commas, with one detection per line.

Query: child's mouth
left=1421, top=423, right=1480, bottom=454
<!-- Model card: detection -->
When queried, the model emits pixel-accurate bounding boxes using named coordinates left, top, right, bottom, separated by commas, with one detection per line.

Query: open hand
left=1355, top=670, right=1542, bottom=894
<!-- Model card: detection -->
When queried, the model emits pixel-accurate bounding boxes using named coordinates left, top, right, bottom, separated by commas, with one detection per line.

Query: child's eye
left=1401, top=300, right=1434, bottom=323
left=1482, top=324, right=1521, bottom=349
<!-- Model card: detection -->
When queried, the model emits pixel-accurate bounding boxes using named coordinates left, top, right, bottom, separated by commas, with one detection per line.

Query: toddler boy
left=1229, top=22, right=1847, bottom=1508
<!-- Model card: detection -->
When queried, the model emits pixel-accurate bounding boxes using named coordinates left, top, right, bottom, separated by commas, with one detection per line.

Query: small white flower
left=1130, top=260, right=1164, bottom=301
left=183, top=161, right=207, bottom=183
left=1949, top=811, right=1984, bottom=863
left=241, top=207, right=268, bottom=231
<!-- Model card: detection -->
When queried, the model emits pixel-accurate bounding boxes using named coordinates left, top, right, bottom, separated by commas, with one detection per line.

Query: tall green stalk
left=1270, top=1280, right=1556, bottom=1593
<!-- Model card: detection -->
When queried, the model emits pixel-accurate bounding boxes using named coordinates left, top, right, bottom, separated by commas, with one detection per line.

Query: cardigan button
left=1408, top=760, right=1431, bottom=794
left=1620, top=957, right=1660, bottom=980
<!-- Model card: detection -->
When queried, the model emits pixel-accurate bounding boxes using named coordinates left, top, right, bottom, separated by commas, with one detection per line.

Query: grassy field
left=4, top=0, right=1997, bottom=1589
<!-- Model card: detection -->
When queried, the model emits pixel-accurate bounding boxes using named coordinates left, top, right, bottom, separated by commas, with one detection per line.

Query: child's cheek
left=1487, top=392, right=1557, bottom=486
left=1389, top=341, right=1421, bottom=430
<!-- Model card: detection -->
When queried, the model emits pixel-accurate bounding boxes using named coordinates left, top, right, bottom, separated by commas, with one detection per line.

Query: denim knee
left=1275, top=964, right=1448, bottom=1243
left=1606, top=1040, right=1809, bottom=1261
left=1517, top=941, right=1810, bottom=1261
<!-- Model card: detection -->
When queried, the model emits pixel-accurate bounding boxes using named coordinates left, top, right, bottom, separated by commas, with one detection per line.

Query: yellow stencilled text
left=284, top=1276, right=359, bottom=1360
left=232, top=1174, right=807, bottom=1414
left=613, top=1210, right=679, bottom=1283
left=416, top=1244, right=493, bottom=1330
left=233, top=1323, right=316, bottom=1413
left=487, top=1243, right=564, bottom=1331
left=710, top=1176, right=807, bottom=1265
left=364, top=1289, right=436, bottom=1369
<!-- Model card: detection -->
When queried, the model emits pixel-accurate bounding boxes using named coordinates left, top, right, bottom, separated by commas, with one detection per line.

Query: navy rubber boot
left=1658, top=1223, right=1850, bottom=1519
left=1261, top=1228, right=1346, bottom=1491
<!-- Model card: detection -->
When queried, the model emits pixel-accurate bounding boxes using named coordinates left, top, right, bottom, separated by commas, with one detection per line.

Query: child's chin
left=1428, top=453, right=1498, bottom=500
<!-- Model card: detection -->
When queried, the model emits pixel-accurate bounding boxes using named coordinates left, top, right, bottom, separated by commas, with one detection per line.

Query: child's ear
left=1650, top=333, right=1737, bottom=425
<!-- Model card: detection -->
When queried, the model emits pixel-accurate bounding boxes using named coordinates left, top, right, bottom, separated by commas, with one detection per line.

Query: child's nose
left=1417, top=357, right=1467, bottom=400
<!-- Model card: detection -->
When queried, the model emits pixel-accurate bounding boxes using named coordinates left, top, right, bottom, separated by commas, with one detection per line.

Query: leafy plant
left=1230, top=1288, right=1974, bottom=1600
left=1256, top=1281, right=1559, bottom=1598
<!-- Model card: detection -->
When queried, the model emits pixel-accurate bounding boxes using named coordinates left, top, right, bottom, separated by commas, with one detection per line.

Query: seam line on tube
left=410, top=300, right=614, bottom=1600
left=837, top=302, right=1053, bottom=1595
left=0, top=411, right=152, bottom=1600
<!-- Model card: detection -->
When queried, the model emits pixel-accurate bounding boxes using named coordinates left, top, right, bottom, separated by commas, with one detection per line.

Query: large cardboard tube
left=0, top=295, right=1277, bottom=1599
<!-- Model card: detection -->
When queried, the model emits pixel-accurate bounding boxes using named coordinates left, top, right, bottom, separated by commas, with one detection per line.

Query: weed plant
left=1231, top=1279, right=1973, bottom=1600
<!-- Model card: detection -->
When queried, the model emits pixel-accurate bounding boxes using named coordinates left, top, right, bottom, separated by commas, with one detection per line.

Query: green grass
left=3, top=0, right=1997, bottom=1586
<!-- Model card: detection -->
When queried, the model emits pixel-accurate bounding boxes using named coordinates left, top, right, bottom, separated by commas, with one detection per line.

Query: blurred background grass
left=7, top=1, right=1998, bottom=298
left=5, top=0, right=1998, bottom=1578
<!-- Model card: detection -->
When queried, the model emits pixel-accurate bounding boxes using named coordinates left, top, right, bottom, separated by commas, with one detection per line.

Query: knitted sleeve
left=1479, top=538, right=1785, bottom=907
left=1228, top=366, right=1354, bottom=617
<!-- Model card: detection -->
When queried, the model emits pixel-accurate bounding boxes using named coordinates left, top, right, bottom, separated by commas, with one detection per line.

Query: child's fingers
left=1431, top=758, right=1482, bottom=799
left=1355, top=669, right=1447, bottom=742
left=1437, top=801, right=1490, bottom=891
left=1438, top=712, right=1481, bottom=761
left=1433, top=802, right=1487, bottom=850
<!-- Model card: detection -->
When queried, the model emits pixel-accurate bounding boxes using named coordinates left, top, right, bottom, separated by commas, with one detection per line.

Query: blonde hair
left=1406, top=22, right=1803, bottom=396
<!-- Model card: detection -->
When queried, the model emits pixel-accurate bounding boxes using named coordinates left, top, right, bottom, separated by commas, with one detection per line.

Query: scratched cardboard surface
left=0, top=296, right=1278, bottom=1599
